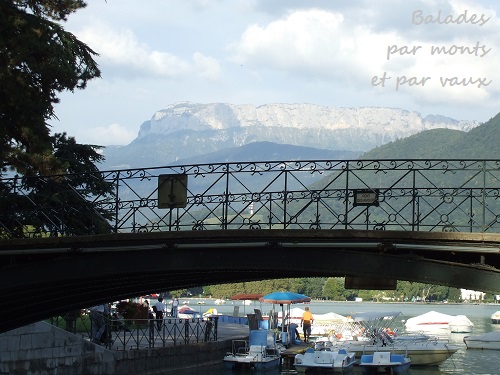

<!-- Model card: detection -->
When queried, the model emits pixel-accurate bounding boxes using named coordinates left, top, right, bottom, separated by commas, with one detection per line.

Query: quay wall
left=0, top=322, right=247, bottom=375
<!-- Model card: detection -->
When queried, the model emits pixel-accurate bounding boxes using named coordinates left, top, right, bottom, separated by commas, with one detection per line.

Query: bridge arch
left=1, top=229, right=498, bottom=333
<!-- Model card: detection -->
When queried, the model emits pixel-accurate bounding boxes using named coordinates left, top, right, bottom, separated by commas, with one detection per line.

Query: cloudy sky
left=51, top=0, right=499, bottom=146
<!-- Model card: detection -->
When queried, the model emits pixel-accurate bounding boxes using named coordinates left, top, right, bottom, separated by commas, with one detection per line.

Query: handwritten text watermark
left=372, top=9, right=493, bottom=91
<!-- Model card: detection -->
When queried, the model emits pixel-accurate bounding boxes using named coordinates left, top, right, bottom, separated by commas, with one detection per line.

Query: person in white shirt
left=171, top=297, right=179, bottom=317
left=153, top=297, right=166, bottom=330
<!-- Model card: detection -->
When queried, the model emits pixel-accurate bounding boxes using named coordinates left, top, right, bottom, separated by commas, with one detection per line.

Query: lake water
left=162, top=301, right=500, bottom=375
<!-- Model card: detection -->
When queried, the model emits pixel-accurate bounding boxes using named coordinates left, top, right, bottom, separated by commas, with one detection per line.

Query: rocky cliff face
left=102, top=102, right=479, bottom=169
left=137, top=102, right=478, bottom=151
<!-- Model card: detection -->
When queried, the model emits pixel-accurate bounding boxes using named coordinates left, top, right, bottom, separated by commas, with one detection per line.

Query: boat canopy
left=404, top=311, right=454, bottom=326
left=349, top=311, right=401, bottom=321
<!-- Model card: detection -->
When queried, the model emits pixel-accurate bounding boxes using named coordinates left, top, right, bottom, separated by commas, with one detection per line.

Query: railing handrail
left=50, top=313, right=219, bottom=350
left=3, top=159, right=500, bottom=236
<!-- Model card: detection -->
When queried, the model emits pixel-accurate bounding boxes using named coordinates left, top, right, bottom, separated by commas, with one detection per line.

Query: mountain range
left=101, top=102, right=481, bottom=170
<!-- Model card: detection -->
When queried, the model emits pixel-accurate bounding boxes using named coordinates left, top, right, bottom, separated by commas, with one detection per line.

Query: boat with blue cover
left=223, top=329, right=283, bottom=371
left=294, top=346, right=356, bottom=373
left=360, top=351, right=411, bottom=375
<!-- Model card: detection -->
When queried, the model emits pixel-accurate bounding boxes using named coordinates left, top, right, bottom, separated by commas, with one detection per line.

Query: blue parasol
left=259, top=291, right=310, bottom=305
left=259, top=291, right=311, bottom=332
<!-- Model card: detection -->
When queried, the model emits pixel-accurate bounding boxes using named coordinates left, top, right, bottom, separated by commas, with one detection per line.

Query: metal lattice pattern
left=2, top=160, right=500, bottom=236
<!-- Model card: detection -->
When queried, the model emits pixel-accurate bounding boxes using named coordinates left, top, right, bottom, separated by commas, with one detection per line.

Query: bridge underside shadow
left=0, top=229, right=499, bottom=333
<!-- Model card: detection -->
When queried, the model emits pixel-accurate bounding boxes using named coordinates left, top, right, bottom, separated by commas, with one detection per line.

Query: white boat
left=294, top=346, right=356, bottom=373
left=223, top=330, right=283, bottom=371
left=404, top=311, right=455, bottom=333
left=359, top=351, right=411, bottom=375
left=449, top=315, right=473, bottom=333
left=464, top=331, right=500, bottom=350
left=336, top=338, right=458, bottom=366
left=274, top=307, right=347, bottom=337
left=491, top=311, right=500, bottom=324
left=329, top=311, right=459, bottom=366
left=177, top=305, right=201, bottom=319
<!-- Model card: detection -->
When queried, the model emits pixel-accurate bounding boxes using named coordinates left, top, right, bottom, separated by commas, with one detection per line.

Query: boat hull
left=360, top=363, right=410, bottom=375
left=223, top=357, right=280, bottom=371
left=337, top=343, right=458, bottom=366
left=294, top=349, right=356, bottom=373
left=360, top=353, right=410, bottom=375
left=491, top=311, right=500, bottom=324
left=464, top=331, right=500, bottom=350
left=464, top=341, right=500, bottom=350
left=449, top=324, right=473, bottom=333
left=223, top=330, right=282, bottom=371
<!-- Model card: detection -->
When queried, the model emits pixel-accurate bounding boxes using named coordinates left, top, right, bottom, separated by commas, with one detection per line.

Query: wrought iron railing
left=2, top=159, right=500, bottom=236
left=50, top=314, right=218, bottom=350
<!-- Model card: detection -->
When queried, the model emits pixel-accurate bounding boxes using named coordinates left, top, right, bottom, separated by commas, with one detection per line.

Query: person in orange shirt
left=301, top=306, right=314, bottom=342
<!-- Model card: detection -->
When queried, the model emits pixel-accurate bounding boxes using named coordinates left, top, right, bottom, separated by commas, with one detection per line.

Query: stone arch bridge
left=1, top=159, right=499, bottom=333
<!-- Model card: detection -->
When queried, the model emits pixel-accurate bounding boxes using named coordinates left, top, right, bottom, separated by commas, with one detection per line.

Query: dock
left=280, top=342, right=313, bottom=372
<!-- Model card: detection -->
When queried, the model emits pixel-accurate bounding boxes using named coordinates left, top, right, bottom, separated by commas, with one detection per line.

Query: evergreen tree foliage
left=0, top=1, right=114, bottom=237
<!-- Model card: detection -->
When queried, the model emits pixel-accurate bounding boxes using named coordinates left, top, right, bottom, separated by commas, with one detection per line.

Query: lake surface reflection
left=160, top=301, right=500, bottom=375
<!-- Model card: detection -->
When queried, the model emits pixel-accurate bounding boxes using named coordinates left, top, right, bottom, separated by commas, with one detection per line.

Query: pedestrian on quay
left=89, top=304, right=107, bottom=344
left=171, top=297, right=179, bottom=317
left=301, top=306, right=314, bottom=343
left=153, top=297, right=166, bottom=331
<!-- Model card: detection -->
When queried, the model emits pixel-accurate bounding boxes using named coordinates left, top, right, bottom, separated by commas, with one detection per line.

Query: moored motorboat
left=491, top=311, right=500, bottom=324
left=328, top=311, right=458, bottom=366
left=294, top=347, right=357, bottom=373
left=360, top=351, right=411, bottom=375
left=335, top=339, right=458, bottom=366
left=223, top=329, right=283, bottom=371
left=177, top=305, right=201, bottom=319
left=404, top=311, right=454, bottom=333
left=449, top=315, right=473, bottom=333
left=464, top=331, right=500, bottom=350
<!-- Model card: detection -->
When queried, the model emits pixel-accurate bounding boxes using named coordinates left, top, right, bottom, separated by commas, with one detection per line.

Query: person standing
left=301, top=306, right=314, bottom=343
left=171, top=297, right=179, bottom=317
left=154, top=297, right=166, bottom=331
left=89, top=304, right=106, bottom=344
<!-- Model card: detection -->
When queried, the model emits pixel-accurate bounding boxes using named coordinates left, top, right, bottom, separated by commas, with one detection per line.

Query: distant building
left=460, top=289, right=485, bottom=301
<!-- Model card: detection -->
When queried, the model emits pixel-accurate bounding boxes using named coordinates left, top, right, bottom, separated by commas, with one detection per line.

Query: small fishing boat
left=464, top=331, right=500, bottom=350
left=491, top=311, right=500, bottom=324
left=360, top=351, right=411, bottom=375
left=223, top=330, right=283, bottom=371
left=294, top=346, right=356, bottom=373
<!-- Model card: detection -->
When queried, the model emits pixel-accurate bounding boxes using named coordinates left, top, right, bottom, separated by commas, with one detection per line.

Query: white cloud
left=80, top=123, right=137, bottom=146
left=193, top=52, right=221, bottom=81
left=77, top=22, right=190, bottom=78
left=230, top=6, right=500, bottom=107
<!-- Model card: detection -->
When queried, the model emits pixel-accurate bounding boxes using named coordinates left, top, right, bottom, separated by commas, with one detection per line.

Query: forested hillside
left=167, top=278, right=493, bottom=303
left=361, top=112, right=500, bottom=159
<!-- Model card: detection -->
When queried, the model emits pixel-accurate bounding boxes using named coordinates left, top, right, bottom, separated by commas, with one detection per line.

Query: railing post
left=412, top=169, right=416, bottom=232
left=344, top=161, right=349, bottom=230
left=173, top=319, right=178, bottom=345
left=184, top=319, right=189, bottom=344
left=213, top=316, right=218, bottom=341
left=114, top=171, right=120, bottom=233
left=482, top=160, right=486, bottom=232
left=224, top=163, right=230, bottom=230
left=284, top=169, right=288, bottom=229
